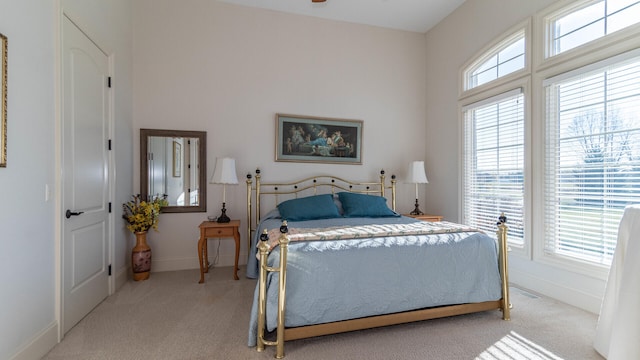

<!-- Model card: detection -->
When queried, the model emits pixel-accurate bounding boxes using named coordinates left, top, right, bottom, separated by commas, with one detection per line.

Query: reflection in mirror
left=140, top=129, right=206, bottom=213
left=1, top=32, right=7, bottom=168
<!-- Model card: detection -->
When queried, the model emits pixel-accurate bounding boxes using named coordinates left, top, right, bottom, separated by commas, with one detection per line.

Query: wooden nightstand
left=403, top=214, right=443, bottom=222
left=198, top=220, right=240, bottom=283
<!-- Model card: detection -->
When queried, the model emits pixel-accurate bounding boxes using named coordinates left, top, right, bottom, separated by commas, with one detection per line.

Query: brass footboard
left=497, top=213, right=511, bottom=320
left=255, top=215, right=511, bottom=358
left=256, top=222, right=290, bottom=359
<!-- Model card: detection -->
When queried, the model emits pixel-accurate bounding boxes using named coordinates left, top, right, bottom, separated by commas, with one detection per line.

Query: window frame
left=532, top=1, right=640, bottom=278
left=459, top=20, right=532, bottom=260
left=532, top=47, right=640, bottom=278
left=459, top=1, right=640, bottom=278
left=535, top=0, right=640, bottom=71
left=459, top=19, right=531, bottom=100
left=459, top=76, right=532, bottom=260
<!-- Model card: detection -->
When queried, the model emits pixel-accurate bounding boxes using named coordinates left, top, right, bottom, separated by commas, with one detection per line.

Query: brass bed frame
left=246, top=169, right=511, bottom=359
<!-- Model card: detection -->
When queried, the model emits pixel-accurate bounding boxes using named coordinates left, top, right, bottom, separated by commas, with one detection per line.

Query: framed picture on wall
left=172, top=141, right=181, bottom=177
left=275, top=113, right=363, bottom=164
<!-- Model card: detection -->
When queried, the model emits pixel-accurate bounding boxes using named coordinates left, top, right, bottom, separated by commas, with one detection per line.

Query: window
left=465, top=30, right=526, bottom=90
left=463, top=90, right=525, bottom=244
left=546, top=0, right=640, bottom=58
left=460, top=0, right=640, bottom=274
left=544, top=52, right=640, bottom=265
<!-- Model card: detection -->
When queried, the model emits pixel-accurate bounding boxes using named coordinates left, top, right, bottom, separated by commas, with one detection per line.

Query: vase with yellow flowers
left=123, top=194, right=168, bottom=281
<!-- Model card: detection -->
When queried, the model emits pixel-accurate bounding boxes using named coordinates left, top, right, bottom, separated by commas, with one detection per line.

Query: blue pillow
left=337, top=192, right=400, bottom=218
left=277, top=194, right=341, bottom=221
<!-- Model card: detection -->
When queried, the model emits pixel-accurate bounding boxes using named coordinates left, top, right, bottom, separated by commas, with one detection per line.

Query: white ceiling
left=217, top=0, right=467, bottom=33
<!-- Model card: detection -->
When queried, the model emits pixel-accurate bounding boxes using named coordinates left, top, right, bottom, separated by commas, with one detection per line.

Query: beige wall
left=132, top=1, right=428, bottom=271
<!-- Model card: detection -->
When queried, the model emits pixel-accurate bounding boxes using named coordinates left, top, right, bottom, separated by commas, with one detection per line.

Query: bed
left=245, top=170, right=510, bottom=358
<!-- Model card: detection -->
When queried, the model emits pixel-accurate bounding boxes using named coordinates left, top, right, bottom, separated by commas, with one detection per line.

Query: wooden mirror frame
left=140, top=129, right=207, bottom=213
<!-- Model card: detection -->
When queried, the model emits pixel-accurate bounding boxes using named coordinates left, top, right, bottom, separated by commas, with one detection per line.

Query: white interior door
left=61, top=16, right=111, bottom=334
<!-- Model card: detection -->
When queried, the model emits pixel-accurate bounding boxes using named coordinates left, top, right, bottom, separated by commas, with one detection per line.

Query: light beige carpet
left=43, top=267, right=604, bottom=360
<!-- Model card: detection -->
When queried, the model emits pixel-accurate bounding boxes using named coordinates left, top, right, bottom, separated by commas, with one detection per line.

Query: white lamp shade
left=210, top=158, right=239, bottom=184
left=407, top=161, right=428, bottom=184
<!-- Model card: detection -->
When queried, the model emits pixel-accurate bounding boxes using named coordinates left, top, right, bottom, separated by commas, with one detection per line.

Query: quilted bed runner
left=263, top=221, right=478, bottom=253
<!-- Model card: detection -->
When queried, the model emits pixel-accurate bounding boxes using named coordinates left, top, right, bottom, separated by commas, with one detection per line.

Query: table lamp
left=407, top=160, right=428, bottom=215
left=210, top=157, right=238, bottom=223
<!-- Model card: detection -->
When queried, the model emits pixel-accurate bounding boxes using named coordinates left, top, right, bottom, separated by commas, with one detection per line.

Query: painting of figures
left=275, top=114, right=362, bottom=164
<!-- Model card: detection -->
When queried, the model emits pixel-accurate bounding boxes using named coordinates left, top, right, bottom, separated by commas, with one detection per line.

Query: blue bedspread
left=246, top=212, right=420, bottom=279
left=247, top=215, right=502, bottom=347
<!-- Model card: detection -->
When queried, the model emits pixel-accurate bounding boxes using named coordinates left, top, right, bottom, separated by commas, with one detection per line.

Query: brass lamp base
left=217, top=203, right=231, bottom=223
left=409, top=199, right=424, bottom=215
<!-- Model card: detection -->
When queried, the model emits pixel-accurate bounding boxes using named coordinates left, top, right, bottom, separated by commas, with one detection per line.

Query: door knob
left=66, top=209, right=84, bottom=219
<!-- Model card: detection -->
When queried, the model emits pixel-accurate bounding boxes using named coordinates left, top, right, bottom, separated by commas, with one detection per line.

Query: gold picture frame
left=275, top=113, right=363, bottom=164
left=1, top=33, right=7, bottom=167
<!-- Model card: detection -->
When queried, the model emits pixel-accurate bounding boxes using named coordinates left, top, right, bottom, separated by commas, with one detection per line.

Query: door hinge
left=108, top=139, right=112, bottom=150
left=107, top=77, right=112, bottom=88
left=109, top=202, right=112, bottom=213
left=108, top=264, right=112, bottom=276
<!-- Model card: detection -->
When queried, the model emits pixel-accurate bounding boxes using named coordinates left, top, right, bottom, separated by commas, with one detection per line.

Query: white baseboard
left=10, top=321, right=58, bottom=360
left=114, top=265, right=129, bottom=290
left=151, top=254, right=248, bottom=273
left=510, top=265, right=603, bottom=314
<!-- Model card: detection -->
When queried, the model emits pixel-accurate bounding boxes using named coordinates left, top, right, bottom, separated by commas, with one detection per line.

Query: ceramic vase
left=132, top=231, right=151, bottom=281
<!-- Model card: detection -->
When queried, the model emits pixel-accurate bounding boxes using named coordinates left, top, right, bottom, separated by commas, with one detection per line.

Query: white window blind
left=464, top=90, right=525, bottom=243
left=544, top=55, right=640, bottom=265
left=466, top=31, right=525, bottom=91
left=548, top=0, right=640, bottom=57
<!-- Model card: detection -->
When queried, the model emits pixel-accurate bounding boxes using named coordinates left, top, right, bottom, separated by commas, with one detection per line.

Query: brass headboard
left=245, top=169, right=396, bottom=249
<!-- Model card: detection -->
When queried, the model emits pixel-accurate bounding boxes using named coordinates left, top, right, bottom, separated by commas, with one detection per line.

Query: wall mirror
left=1, top=32, right=7, bottom=168
left=140, top=129, right=207, bottom=213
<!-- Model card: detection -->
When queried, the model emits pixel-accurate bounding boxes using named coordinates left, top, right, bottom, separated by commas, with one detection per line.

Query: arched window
left=464, top=30, right=525, bottom=91
left=460, top=23, right=530, bottom=249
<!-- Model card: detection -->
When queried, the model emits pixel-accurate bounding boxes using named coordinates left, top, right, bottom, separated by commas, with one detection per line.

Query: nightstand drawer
left=205, top=227, right=235, bottom=237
